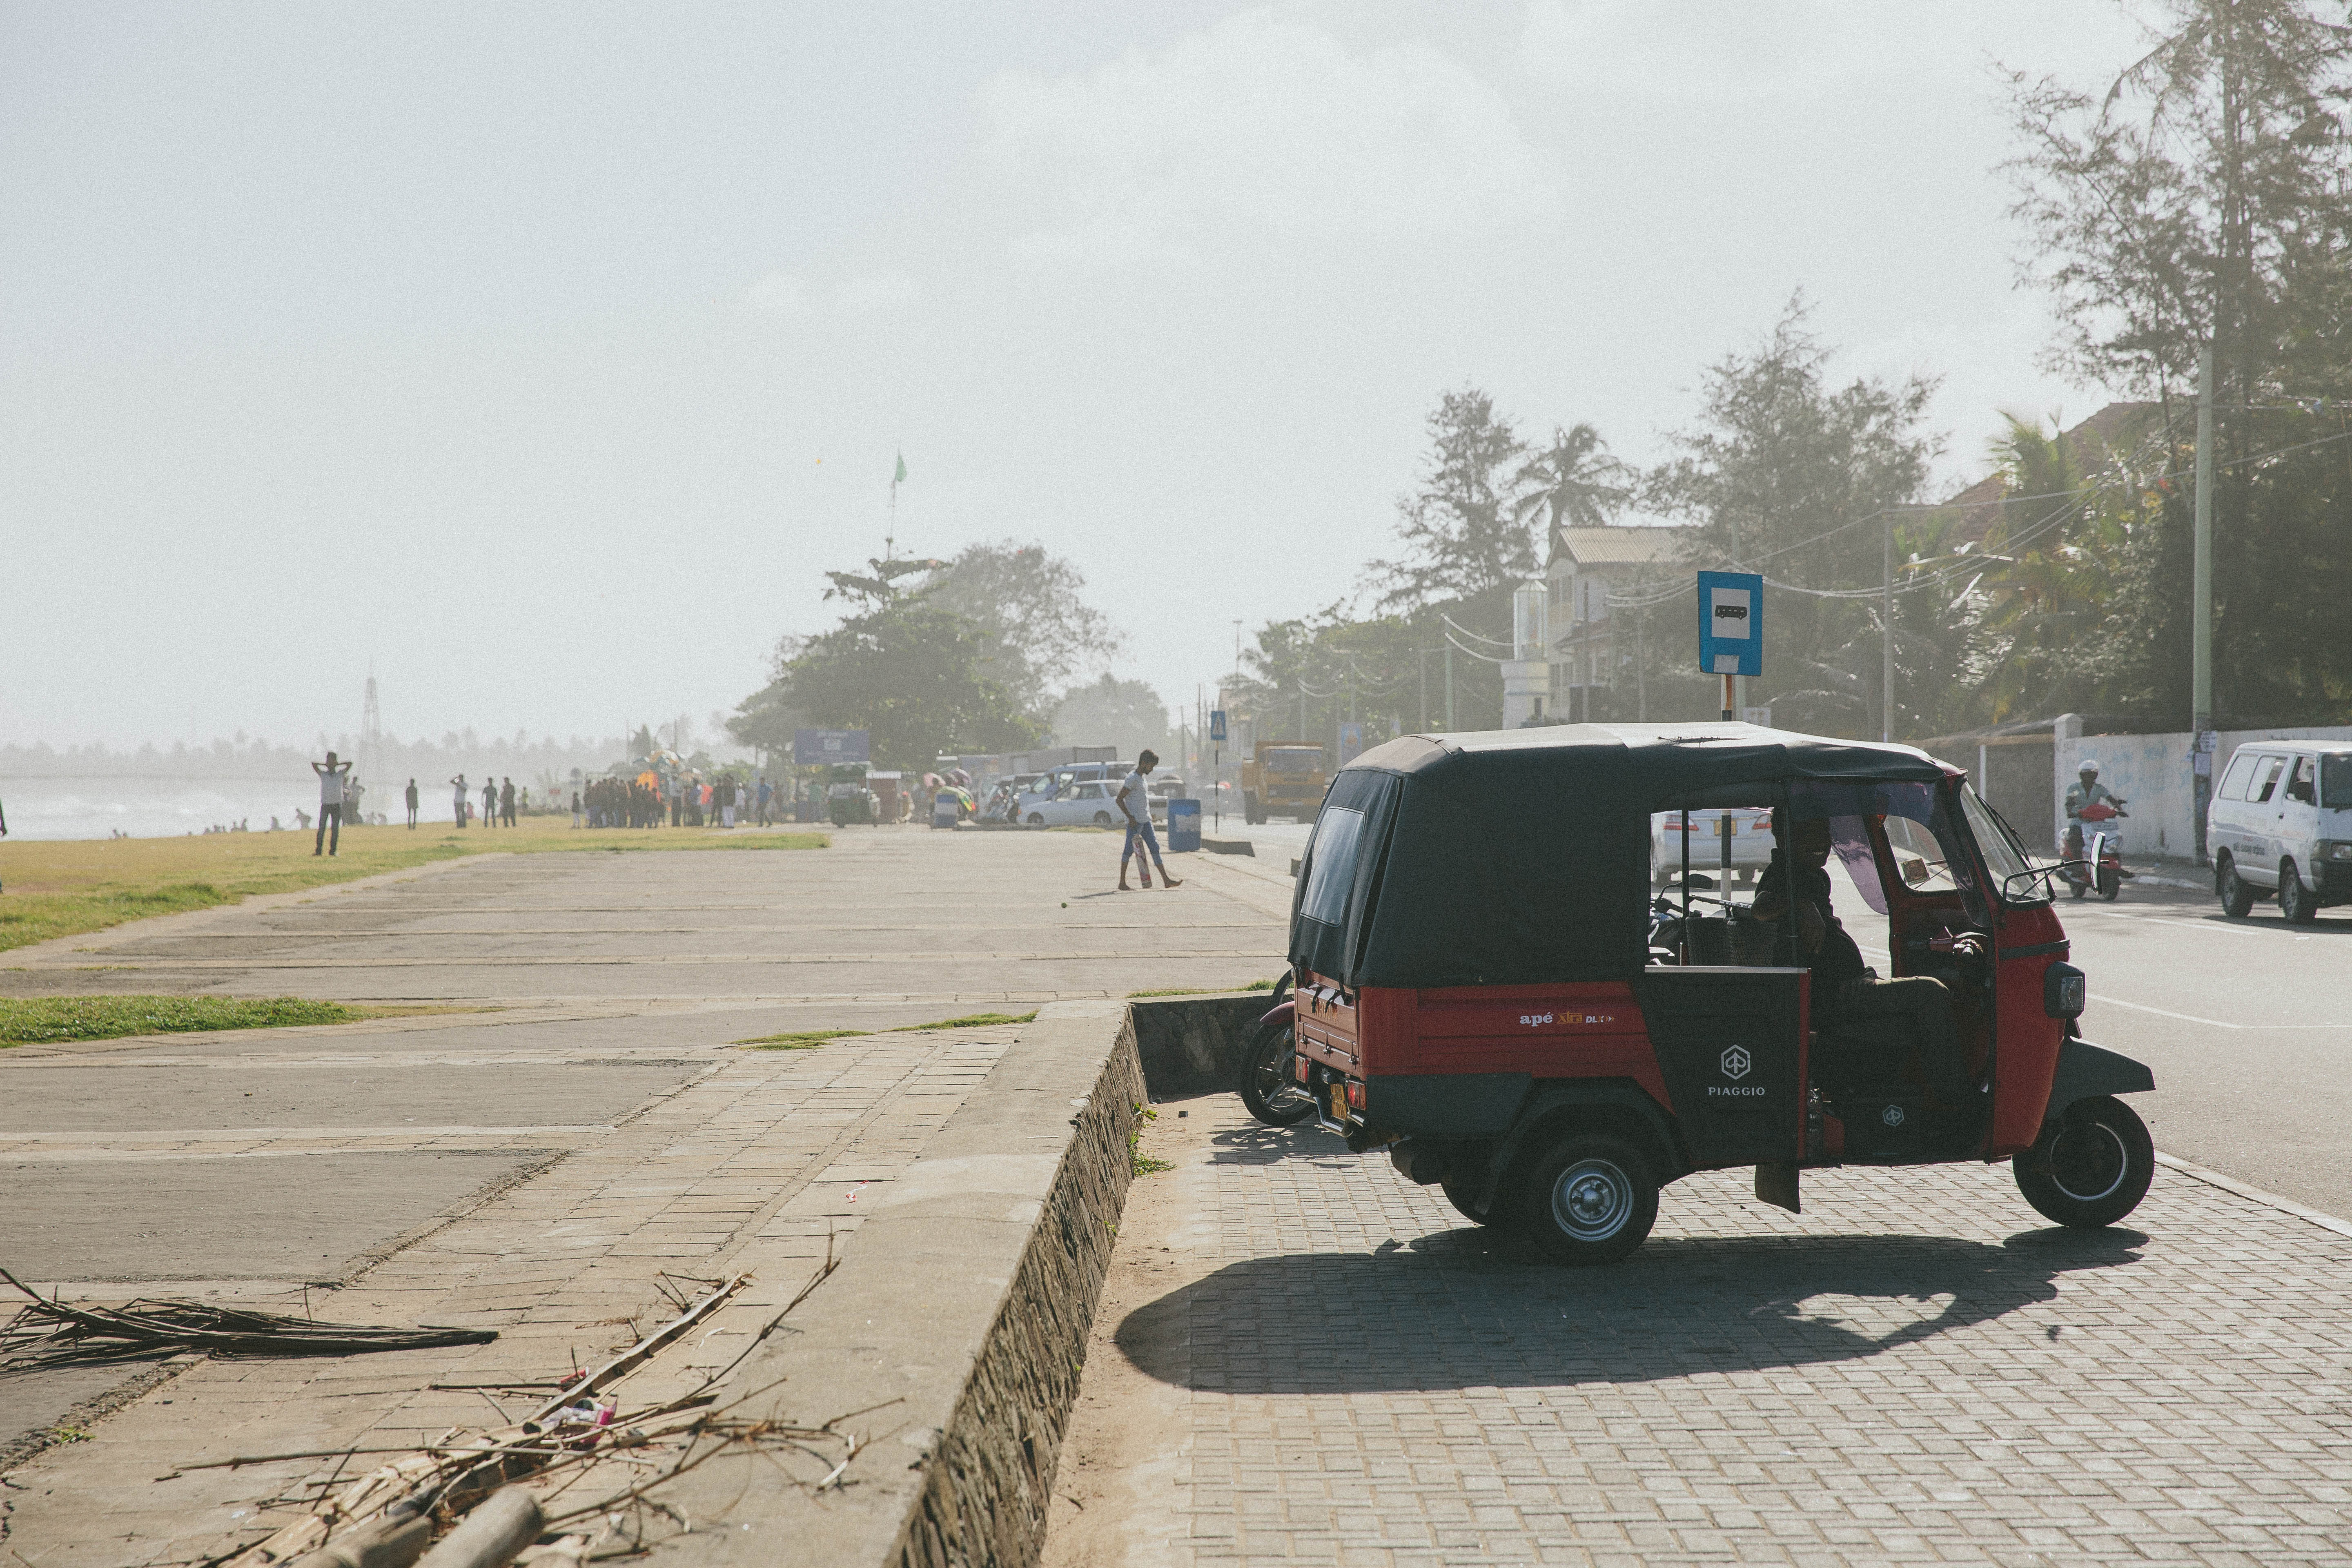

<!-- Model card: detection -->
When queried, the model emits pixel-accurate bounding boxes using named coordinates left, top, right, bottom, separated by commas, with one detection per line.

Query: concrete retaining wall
left=1129, top=991, right=1278, bottom=1100
left=655, top=1000, right=1144, bottom=1568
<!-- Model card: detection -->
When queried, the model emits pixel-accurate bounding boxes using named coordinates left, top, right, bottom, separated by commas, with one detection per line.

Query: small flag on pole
left=893, top=452, right=908, bottom=484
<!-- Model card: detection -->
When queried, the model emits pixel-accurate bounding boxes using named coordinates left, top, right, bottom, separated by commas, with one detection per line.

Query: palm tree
left=1513, top=422, right=1633, bottom=537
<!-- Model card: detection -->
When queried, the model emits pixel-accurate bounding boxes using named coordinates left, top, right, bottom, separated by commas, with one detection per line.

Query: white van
left=2207, top=742, right=2352, bottom=922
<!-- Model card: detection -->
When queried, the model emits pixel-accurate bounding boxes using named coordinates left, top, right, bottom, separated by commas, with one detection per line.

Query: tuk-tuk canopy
left=1291, top=722, right=1953, bottom=991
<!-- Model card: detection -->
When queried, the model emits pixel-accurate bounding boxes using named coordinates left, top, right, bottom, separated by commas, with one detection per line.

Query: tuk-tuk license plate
left=1329, top=1085, right=1349, bottom=1123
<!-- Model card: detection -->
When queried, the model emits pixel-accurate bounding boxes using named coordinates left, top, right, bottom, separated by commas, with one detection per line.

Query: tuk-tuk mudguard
left=1489, top=1080, right=1689, bottom=1189
left=2041, top=1037, right=2154, bottom=1124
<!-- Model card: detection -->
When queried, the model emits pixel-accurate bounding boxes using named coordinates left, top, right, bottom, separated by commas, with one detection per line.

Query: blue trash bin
left=1166, top=798, right=1201, bottom=853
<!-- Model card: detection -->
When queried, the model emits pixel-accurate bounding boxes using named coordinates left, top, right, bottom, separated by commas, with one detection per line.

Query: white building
left=1544, top=526, right=1686, bottom=722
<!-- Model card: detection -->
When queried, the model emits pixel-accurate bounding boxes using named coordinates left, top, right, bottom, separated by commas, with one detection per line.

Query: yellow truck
left=1242, top=742, right=1328, bottom=825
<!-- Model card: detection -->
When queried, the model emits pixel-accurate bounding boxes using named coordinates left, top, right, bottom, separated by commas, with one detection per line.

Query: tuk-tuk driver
left=1753, top=816, right=1973, bottom=1099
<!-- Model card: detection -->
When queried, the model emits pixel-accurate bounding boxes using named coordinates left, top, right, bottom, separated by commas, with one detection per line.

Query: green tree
left=730, top=557, right=1044, bottom=768
left=1371, top=387, right=1537, bottom=616
left=920, top=541, right=1121, bottom=709
left=1051, top=675, right=1169, bottom=757
left=2004, top=0, right=2352, bottom=725
left=1515, top=422, right=1633, bottom=536
left=1648, top=299, right=1942, bottom=736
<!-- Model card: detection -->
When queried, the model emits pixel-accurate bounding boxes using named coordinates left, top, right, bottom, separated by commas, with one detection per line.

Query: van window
left=2325, top=754, right=2352, bottom=809
left=2218, top=752, right=2258, bottom=801
left=2286, top=757, right=2318, bottom=806
left=2252, top=755, right=2287, bottom=804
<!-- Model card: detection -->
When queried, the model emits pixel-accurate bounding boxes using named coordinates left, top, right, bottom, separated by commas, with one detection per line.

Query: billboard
left=793, top=728, right=871, bottom=766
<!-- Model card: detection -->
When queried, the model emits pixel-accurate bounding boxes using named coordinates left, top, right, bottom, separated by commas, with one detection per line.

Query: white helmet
left=2078, top=759, right=2100, bottom=774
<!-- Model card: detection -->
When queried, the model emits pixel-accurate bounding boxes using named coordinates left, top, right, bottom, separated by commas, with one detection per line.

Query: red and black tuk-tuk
left=1240, top=722, right=2157, bottom=1265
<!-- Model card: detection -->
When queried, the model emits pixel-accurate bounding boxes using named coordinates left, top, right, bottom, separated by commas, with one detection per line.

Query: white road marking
left=2092, top=996, right=2352, bottom=1030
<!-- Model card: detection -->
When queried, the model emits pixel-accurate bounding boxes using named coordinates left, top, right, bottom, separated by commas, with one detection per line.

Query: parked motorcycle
left=1236, top=973, right=1314, bottom=1126
left=2061, top=800, right=2131, bottom=901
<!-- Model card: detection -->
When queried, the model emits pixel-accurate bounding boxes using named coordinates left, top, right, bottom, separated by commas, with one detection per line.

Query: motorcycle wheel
left=2098, top=864, right=2120, bottom=900
left=1236, top=1017, right=1314, bottom=1126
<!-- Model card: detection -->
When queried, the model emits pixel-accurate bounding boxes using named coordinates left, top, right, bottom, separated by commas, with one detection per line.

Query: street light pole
left=1882, top=513, right=1895, bottom=744
left=1443, top=642, right=1455, bottom=731
left=2193, top=345, right=2216, bottom=737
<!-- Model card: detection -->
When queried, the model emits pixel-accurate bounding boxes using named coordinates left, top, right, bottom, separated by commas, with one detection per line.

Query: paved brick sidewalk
left=1058, top=1103, right=2352, bottom=1567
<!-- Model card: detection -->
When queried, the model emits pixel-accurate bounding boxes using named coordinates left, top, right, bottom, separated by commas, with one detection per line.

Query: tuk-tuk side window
left=2218, top=752, right=2258, bottom=801
left=1300, top=807, right=1368, bottom=925
left=1883, top=814, right=1960, bottom=894
left=2286, top=756, right=2317, bottom=805
left=1829, top=815, right=1888, bottom=914
left=2252, top=755, right=2287, bottom=803
left=2324, top=754, right=2352, bottom=809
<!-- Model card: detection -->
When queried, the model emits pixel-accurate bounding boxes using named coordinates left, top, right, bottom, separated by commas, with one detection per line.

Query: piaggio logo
left=1720, top=1045, right=1750, bottom=1080
left=1882, top=1104, right=1905, bottom=1127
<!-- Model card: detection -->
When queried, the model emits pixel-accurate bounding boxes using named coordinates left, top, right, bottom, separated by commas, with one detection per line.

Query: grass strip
left=1127, top=979, right=1279, bottom=998
left=0, top=826, right=827, bottom=954
left=734, top=1029, right=869, bottom=1050
left=911, top=1010, right=1037, bottom=1030
left=0, top=994, right=365, bottom=1046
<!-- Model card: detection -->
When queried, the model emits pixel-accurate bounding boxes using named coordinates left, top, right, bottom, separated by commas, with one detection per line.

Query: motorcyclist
left=2062, top=760, right=2132, bottom=881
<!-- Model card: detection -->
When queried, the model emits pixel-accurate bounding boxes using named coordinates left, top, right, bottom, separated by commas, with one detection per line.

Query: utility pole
left=1443, top=642, right=1455, bottom=731
left=2193, top=345, right=2216, bottom=736
left=1418, top=650, right=1427, bottom=732
left=1881, top=514, right=1895, bottom=744
left=2193, top=343, right=2217, bottom=862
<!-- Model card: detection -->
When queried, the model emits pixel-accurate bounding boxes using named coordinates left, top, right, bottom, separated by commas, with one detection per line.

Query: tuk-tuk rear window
left=1301, top=808, right=1367, bottom=924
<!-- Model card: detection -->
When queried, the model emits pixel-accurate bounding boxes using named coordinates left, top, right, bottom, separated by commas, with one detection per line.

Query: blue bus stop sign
left=1695, top=571, right=1763, bottom=677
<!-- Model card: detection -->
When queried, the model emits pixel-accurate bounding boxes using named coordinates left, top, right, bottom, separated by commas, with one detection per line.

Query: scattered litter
left=0, top=1268, right=495, bottom=1369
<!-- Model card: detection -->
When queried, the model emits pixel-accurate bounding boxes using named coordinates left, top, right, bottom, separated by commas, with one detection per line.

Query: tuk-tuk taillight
left=1345, top=1080, right=1365, bottom=1110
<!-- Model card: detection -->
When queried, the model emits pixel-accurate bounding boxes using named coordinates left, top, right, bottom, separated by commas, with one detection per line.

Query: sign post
left=1696, top=571, right=1764, bottom=722
left=1695, top=571, right=1765, bottom=889
left=1209, top=710, right=1227, bottom=830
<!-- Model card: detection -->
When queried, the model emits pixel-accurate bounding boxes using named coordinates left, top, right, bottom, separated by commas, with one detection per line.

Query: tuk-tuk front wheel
left=2014, top=1095, right=2153, bottom=1229
left=1517, top=1134, right=1657, bottom=1265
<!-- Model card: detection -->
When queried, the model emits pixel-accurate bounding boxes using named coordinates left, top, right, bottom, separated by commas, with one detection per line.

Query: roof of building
left=1550, top=525, right=1688, bottom=568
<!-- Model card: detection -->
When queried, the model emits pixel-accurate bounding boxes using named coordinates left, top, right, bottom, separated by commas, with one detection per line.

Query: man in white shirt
left=1116, top=750, right=1181, bottom=891
left=311, top=751, right=352, bottom=856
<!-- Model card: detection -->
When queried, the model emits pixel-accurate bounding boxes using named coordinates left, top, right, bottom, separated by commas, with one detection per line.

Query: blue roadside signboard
left=1209, top=709, right=1228, bottom=743
left=793, top=728, right=871, bottom=766
left=1695, top=571, right=1764, bottom=677
left=1339, top=722, right=1366, bottom=765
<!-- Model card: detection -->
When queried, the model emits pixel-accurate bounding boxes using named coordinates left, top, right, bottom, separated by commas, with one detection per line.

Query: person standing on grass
left=481, top=777, right=498, bottom=830
left=1116, top=750, right=1180, bottom=891
left=311, top=751, right=352, bottom=856
left=450, top=774, right=469, bottom=827
left=404, top=779, right=419, bottom=829
left=501, top=777, right=517, bottom=826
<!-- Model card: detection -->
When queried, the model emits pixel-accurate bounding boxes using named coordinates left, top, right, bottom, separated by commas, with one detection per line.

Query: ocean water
left=0, top=776, right=433, bottom=841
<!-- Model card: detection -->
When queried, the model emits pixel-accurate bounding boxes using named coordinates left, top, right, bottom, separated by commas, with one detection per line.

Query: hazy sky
left=3, top=1, right=2156, bottom=753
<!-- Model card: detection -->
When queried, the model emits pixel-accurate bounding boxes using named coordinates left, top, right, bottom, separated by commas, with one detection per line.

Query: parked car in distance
left=1651, top=808, right=1777, bottom=887
left=2208, top=742, right=2352, bottom=922
left=1024, top=778, right=1125, bottom=828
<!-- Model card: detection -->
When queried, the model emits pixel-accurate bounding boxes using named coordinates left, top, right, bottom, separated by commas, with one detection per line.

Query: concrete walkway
left=1054, top=1099, right=2352, bottom=1568
left=0, top=828, right=1285, bottom=1566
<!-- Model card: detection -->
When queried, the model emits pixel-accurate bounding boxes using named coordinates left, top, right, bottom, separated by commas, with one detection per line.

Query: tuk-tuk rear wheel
left=2014, top=1095, right=2153, bottom=1229
left=1516, top=1134, right=1658, bottom=1265
left=1235, top=1018, right=1314, bottom=1127
left=1439, top=1173, right=1494, bottom=1225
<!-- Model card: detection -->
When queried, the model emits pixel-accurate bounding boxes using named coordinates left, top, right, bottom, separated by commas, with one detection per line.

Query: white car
left=2208, top=742, right=2352, bottom=922
left=1651, top=808, right=1777, bottom=887
left=1023, top=778, right=1128, bottom=828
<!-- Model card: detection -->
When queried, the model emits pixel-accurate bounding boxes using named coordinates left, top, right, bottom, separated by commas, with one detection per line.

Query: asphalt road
left=2055, top=879, right=2352, bottom=1216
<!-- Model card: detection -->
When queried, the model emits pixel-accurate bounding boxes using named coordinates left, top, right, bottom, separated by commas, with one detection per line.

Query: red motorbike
left=2062, top=800, right=2130, bottom=901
